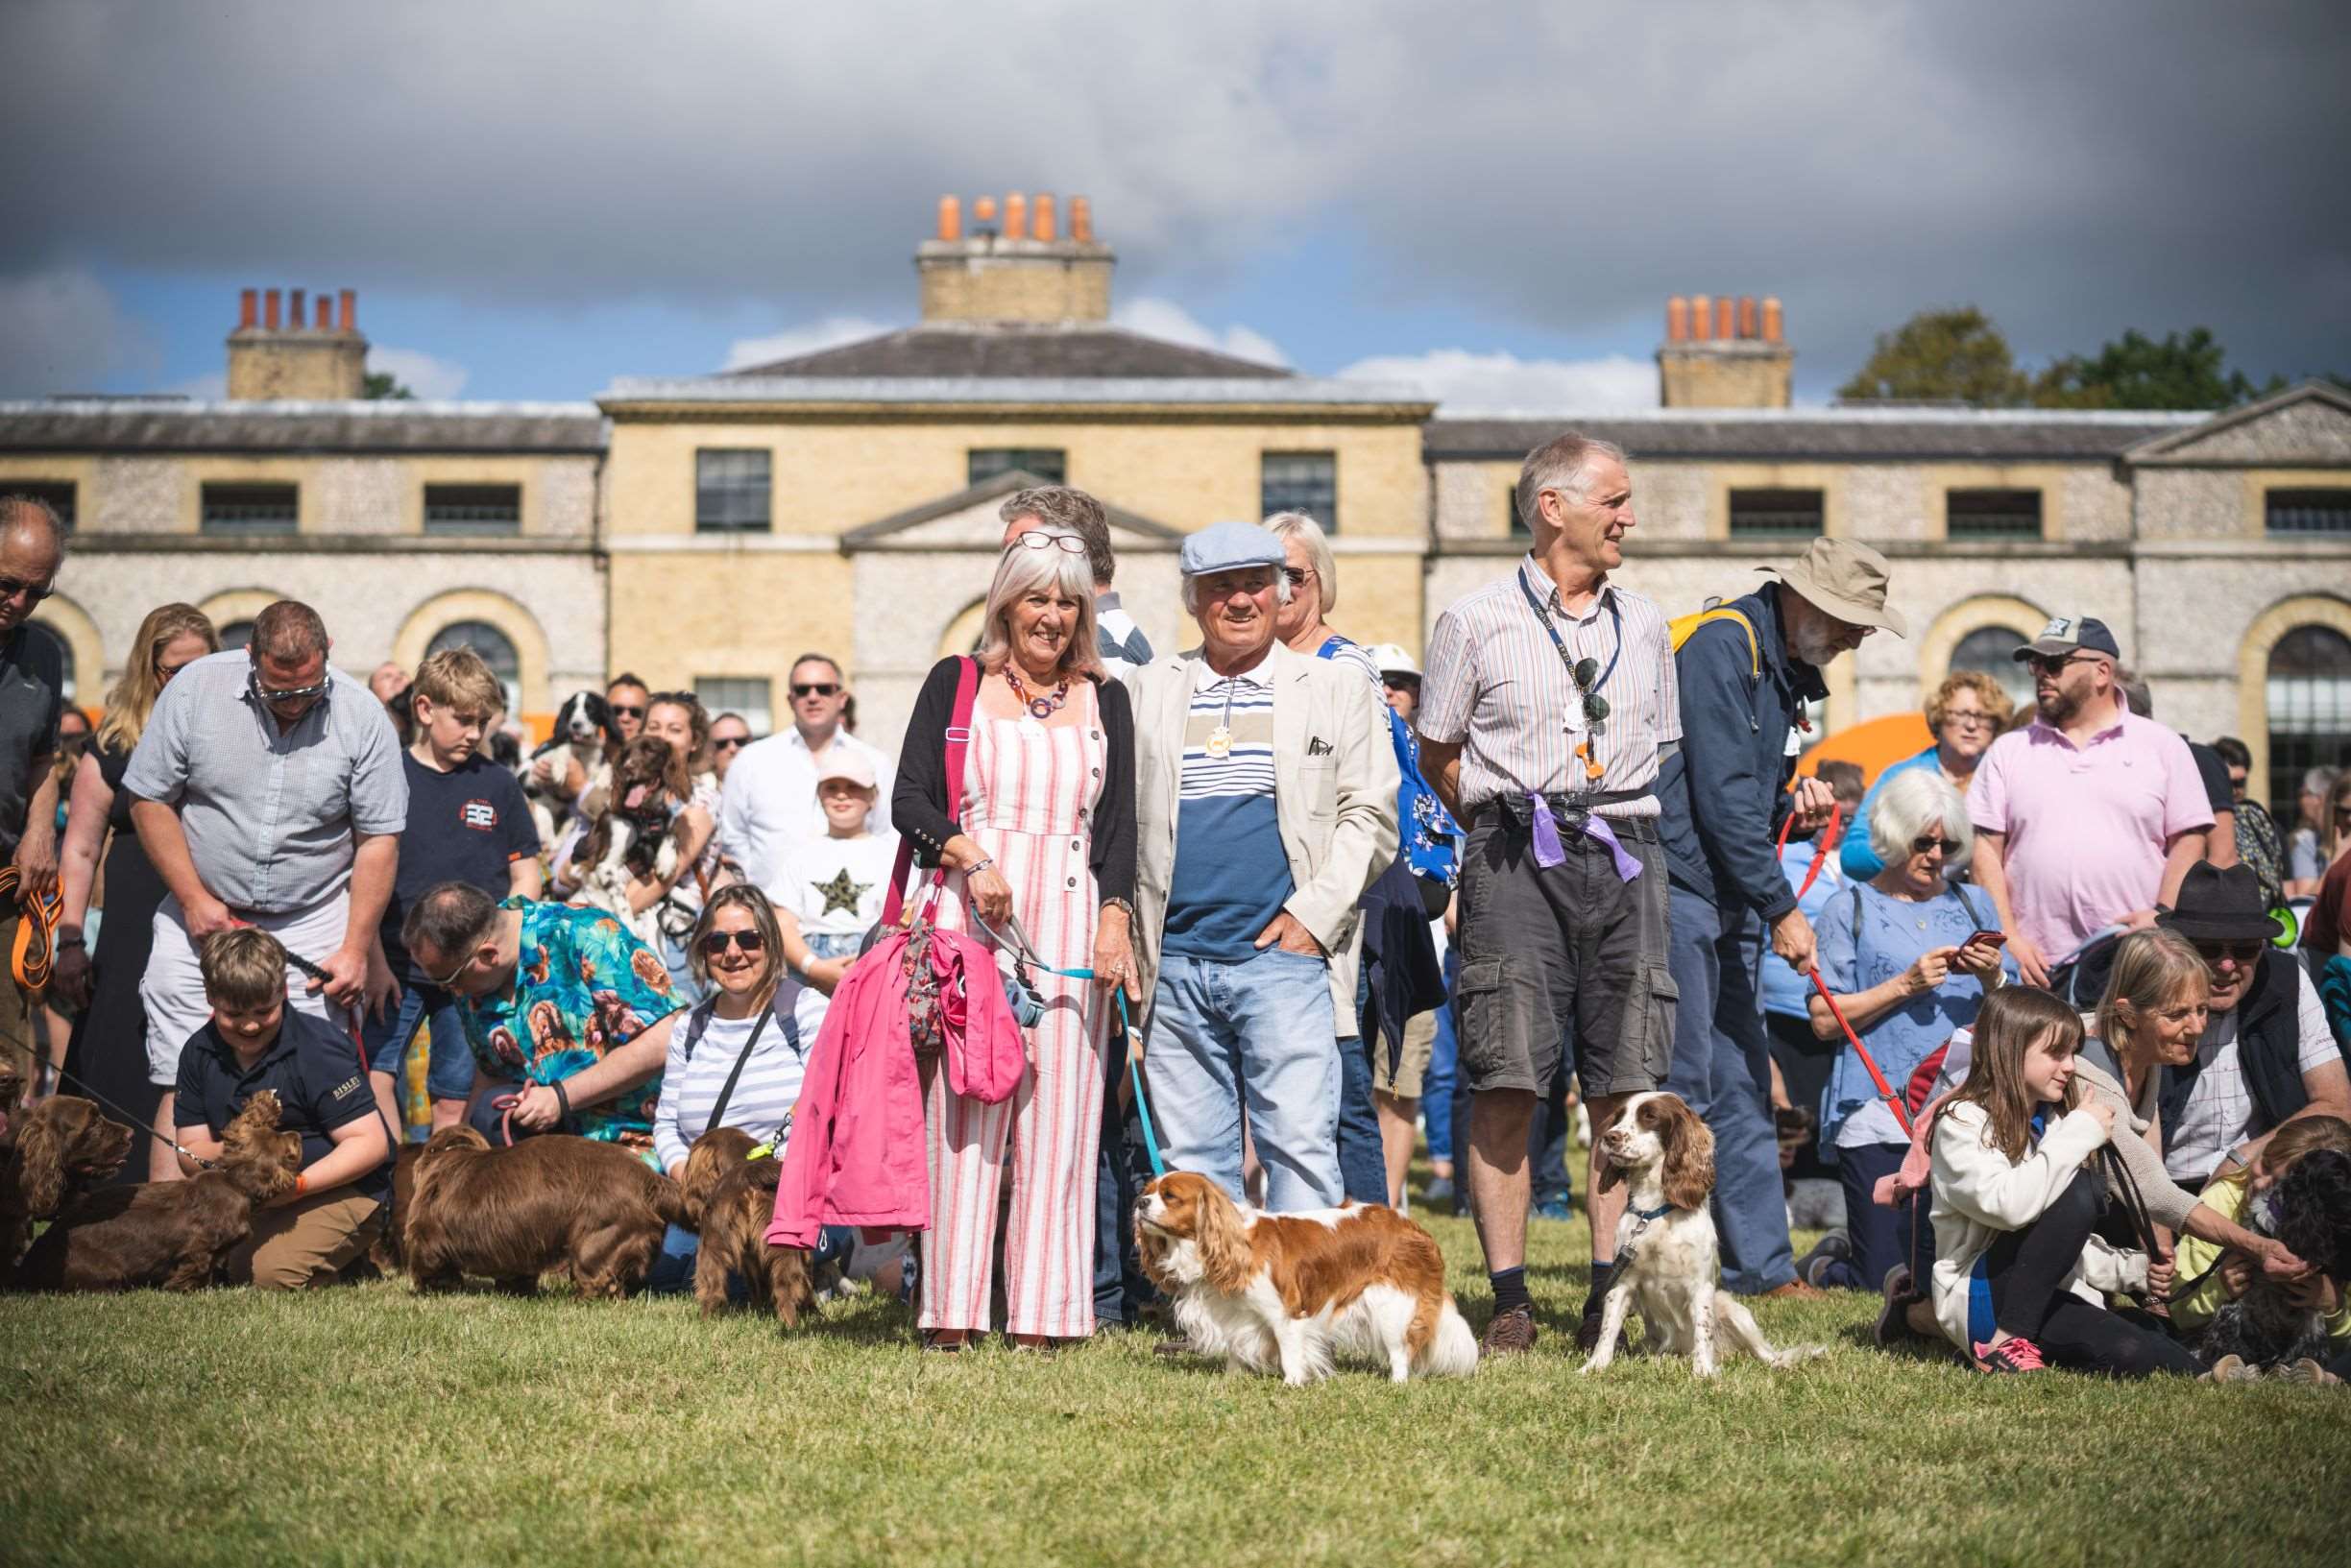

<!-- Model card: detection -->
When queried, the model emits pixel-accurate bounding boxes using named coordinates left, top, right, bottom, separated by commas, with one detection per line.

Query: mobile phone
left=1963, top=929, right=2007, bottom=950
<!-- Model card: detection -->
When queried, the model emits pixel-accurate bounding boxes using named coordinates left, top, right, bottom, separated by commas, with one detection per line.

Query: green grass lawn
left=4, top=1204, right=2346, bottom=1568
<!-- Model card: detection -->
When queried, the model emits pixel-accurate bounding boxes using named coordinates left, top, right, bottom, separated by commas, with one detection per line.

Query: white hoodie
left=1927, top=1099, right=2148, bottom=1350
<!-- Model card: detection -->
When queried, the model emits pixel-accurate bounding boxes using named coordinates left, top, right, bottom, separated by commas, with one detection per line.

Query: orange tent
left=1797, top=712, right=1933, bottom=787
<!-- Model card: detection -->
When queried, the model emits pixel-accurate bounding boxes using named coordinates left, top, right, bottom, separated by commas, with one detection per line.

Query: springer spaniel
left=1582, top=1092, right=1825, bottom=1378
left=568, top=736, right=694, bottom=950
left=1134, top=1170, right=1478, bottom=1385
left=520, top=688, right=614, bottom=845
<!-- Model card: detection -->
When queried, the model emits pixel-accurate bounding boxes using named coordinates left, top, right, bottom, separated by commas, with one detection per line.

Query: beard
left=1787, top=622, right=1843, bottom=667
left=2036, top=686, right=2081, bottom=725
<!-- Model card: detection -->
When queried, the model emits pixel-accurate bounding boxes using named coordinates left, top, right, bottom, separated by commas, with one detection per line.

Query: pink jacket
left=766, top=924, right=1027, bottom=1249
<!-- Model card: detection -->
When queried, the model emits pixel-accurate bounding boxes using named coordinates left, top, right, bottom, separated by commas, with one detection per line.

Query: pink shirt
left=1968, top=711, right=2213, bottom=963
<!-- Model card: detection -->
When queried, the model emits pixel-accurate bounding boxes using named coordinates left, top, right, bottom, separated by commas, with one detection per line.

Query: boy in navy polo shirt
left=365, top=648, right=541, bottom=1138
left=174, top=928, right=391, bottom=1289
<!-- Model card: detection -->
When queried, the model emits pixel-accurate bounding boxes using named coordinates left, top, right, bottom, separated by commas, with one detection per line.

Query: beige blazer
left=1123, top=640, right=1400, bottom=1029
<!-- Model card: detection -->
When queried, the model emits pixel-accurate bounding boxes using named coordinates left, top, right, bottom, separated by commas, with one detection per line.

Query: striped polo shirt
left=1418, top=554, right=1680, bottom=820
left=1164, top=654, right=1293, bottom=960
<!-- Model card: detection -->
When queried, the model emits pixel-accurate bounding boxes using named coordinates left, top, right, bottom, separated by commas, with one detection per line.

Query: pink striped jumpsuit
left=920, top=682, right=1109, bottom=1338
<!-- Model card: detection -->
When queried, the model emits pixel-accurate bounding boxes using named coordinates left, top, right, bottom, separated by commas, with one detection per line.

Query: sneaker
left=2200, top=1354, right=2257, bottom=1384
left=1795, top=1232, right=1854, bottom=1289
left=1972, top=1336, right=2048, bottom=1374
left=1480, top=1304, right=1539, bottom=1358
left=1875, top=1265, right=1922, bottom=1349
left=1532, top=1196, right=1576, bottom=1222
left=2275, top=1358, right=2342, bottom=1386
left=1423, top=1175, right=1455, bottom=1206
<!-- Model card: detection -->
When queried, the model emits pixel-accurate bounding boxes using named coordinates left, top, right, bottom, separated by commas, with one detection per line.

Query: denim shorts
left=360, top=981, right=475, bottom=1100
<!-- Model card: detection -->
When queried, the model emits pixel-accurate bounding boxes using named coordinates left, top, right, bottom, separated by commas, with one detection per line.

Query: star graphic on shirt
left=814, top=866, right=870, bottom=918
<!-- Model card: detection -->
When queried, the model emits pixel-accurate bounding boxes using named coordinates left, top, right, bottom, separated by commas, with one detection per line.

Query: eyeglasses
left=1941, top=711, right=1995, bottom=730
left=700, top=929, right=766, bottom=956
left=428, top=945, right=482, bottom=990
left=1009, top=532, right=1087, bottom=557
left=1282, top=566, right=1315, bottom=588
left=791, top=683, right=839, bottom=699
left=2194, top=940, right=2264, bottom=967
left=249, top=671, right=332, bottom=705
left=608, top=704, right=645, bottom=720
left=0, top=576, right=54, bottom=605
left=712, top=736, right=750, bottom=752
left=2022, top=653, right=2098, bottom=676
left=1911, top=834, right=1962, bottom=856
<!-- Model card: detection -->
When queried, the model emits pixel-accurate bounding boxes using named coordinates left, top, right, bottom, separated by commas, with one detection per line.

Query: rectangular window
left=695, top=449, right=772, bottom=534
left=1508, top=488, right=1529, bottom=537
left=5, top=481, right=75, bottom=531
left=1727, top=487, right=1824, bottom=539
left=694, top=677, right=773, bottom=738
left=1262, top=451, right=1338, bottom=530
left=423, top=482, right=522, bottom=536
left=2266, top=488, right=2351, bottom=536
left=968, top=448, right=1067, bottom=487
left=1945, top=488, right=2044, bottom=541
left=201, top=482, right=298, bottom=535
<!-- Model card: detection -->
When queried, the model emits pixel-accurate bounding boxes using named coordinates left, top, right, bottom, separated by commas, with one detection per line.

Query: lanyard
left=1516, top=566, right=1622, bottom=694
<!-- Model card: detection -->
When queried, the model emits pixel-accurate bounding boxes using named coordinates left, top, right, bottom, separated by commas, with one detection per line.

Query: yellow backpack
left=1666, top=602, right=1760, bottom=677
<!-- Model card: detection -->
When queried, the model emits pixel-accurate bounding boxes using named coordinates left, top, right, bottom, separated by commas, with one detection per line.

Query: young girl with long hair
left=1927, top=985, right=2203, bottom=1376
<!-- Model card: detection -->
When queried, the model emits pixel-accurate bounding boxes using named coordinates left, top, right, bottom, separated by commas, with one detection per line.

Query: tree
left=2030, top=326, right=2283, bottom=410
left=1837, top=307, right=2027, bottom=406
left=362, top=371, right=414, bottom=400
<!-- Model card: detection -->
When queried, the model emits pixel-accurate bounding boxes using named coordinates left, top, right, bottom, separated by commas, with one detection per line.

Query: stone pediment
left=2126, top=380, right=2351, bottom=467
left=840, top=469, right=1184, bottom=551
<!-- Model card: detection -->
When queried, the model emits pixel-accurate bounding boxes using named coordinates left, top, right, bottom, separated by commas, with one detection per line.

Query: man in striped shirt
left=1418, top=432, right=1681, bottom=1358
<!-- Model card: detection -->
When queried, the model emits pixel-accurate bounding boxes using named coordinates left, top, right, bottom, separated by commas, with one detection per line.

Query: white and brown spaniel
left=1134, top=1171, right=1478, bottom=1385
left=1583, top=1092, right=1824, bottom=1378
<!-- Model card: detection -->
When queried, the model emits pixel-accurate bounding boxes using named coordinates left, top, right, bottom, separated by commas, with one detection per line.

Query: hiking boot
left=1972, top=1336, right=2048, bottom=1374
left=1875, top=1264, right=1924, bottom=1349
left=1795, top=1232, right=1853, bottom=1289
left=2275, top=1358, right=2342, bottom=1386
left=1574, top=1305, right=1624, bottom=1356
left=1480, top=1304, right=1539, bottom=1358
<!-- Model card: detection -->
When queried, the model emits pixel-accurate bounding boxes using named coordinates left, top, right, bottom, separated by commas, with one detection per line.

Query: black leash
left=34, top=1055, right=217, bottom=1170
left=274, top=940, right=401, bottom=1238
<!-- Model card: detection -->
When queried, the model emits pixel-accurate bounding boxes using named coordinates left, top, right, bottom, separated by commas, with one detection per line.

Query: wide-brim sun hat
left=1757, top=538, right=1908, bottom=638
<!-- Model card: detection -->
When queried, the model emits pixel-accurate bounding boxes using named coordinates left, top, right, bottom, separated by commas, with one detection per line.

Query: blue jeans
left=1422, top=950, right=1459, bottom=1161
left=360, top=980, right=473, bottom=1100
left=1094, top=1051, right=1156, bottom=1324
left=643, top=1221, right=859, bottom=1299
left=1336, top=1034, right=1387, bottom=1204
left=1664, top=886, right=1794, bottom=1295
left=1147, top=948, right=1343, bottom=1211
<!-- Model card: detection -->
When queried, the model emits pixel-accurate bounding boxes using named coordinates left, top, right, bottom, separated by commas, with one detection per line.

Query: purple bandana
left=1527, top=793, right=1642, bottom=883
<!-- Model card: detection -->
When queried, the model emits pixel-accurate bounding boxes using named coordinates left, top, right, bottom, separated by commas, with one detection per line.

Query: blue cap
left=2014, top=615, right=2122, bottom=663
left=1178, top=520, right=1286, bottom=578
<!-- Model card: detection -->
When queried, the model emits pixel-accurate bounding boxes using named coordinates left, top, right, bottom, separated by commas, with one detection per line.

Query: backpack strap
left=883, top=657, right=981, bottom=928
left=1667, top=604, right=1760, bottom=680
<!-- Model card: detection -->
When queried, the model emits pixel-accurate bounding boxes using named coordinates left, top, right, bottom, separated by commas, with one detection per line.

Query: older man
left=0, top=495, right=68, bottom=1098
left=125, top=599, right=406, bottom=1179
left=1002, top=485, right=1153, bottom=675
left=1656, top=538, right=1903, bottom=1300
left=1127, top=520, right=1397, bottom=1210
left=1418, top=433, right=1681, bottom=1356
left=717, top=651, right=894, bottom=896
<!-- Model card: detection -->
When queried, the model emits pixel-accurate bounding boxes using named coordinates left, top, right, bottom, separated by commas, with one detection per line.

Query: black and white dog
left=519, top=689, right=612, bottom=846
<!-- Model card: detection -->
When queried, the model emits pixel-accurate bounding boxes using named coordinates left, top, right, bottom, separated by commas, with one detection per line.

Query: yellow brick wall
left=601, top=548, right=858, bottom=697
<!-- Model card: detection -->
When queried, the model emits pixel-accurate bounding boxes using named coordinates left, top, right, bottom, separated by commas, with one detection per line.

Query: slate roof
left=0, top=400, right=606, bottom=455
left=724, top=323, right=1292, bottom=380
left=1423, top=409, right=2203, bottom=463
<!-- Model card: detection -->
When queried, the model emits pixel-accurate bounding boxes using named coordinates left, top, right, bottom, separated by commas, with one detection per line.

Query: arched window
left=2266, top=625, right=2351, bottom=811
left=427, top=620, right=521, bottom=716
left=26, top=622, right=73, bottom=703
left=218, top=620, right=254, bottom=651
left=1950, top=624, right=2033, bottom=711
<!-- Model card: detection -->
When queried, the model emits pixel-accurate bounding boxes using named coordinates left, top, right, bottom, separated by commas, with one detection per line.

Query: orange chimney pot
left=1070, top=195, right=1093, bottom=243
left=936, top=195, right=961, bottom=242
left=338, top=288, right=355, bottom=332
left=1665, top=296, right=1688, bottom=343
left=1689, top=294, right=1711, bottom=341
left=1031, top=192, right=1056, bottom=242
left=973, top=195, right=998, bottom=228
left=1762, top=297, right=1783, bottom=344
left=239, top=288, right=258, bottom=330
left=263, top=288, right=282, bottom=329
left=1004, top=191, right=1028, bottom=241
left=289, top=288, right=306, bottom=329
left=1738, top=296, right=1757, bottom=339
left=315, top=295, right=331, bottom=329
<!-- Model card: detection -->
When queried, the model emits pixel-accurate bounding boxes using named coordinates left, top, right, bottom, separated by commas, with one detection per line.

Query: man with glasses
left=399, top=880, right=681, bottom=1146
left=715, top=651, right=893, bottom=895
left=0, top=495, right=69, bottom=1102
left=124, top=599, right=407, bottom=1168
left=2154, top=862, right=2351, bottom=1189
left=1418, top=433, right=1683, bottom=1354
left=1969, top=615, right=2212, bottom=988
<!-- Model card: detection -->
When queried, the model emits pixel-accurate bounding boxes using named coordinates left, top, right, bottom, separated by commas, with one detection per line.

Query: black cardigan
left=891, top=656, right=1137, bottom=906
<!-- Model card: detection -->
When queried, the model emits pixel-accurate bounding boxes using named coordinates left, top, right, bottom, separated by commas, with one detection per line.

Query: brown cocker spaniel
left=679, top=1126, right=811, bottom=1327
left=402, top=1125, right=685, bottom=1298
left=2, top=1094, right=137, bottom=1266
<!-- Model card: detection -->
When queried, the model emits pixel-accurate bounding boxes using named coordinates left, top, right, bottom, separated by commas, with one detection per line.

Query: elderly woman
left=893, top=528, right=1137, bottom=1349
left=1804, top=769, right=2010, bottom=1291
left=1841, top=669, right=2011, bottom=880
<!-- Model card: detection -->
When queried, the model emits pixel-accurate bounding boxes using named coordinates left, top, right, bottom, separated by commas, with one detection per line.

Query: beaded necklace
left=1005, top=663, right=1070, bottom=720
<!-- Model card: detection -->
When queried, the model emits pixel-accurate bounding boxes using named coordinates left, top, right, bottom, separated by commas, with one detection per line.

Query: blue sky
left=5, top=1, right=2344, bottom=408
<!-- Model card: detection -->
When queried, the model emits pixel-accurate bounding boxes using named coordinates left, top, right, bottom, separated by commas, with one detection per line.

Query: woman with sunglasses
left=1800, top=768, right=2012, bottom=1293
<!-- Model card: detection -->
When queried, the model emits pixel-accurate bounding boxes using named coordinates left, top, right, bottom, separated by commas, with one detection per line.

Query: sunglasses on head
left=700, top=929, right=765, bottom=956
left=791, top=683, right=839, bottom=698
left=1911, top=834, right=1962, bottom=856
left=0, top=575, right=55, bottom=605
left=608, top=704, right=645, bottom=719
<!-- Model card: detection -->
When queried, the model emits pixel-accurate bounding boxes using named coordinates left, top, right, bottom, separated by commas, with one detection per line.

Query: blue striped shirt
left=1166, top=657, right=1292, bottom=960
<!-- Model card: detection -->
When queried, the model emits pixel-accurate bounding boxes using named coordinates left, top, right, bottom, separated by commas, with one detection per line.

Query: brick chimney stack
left=226, top=283, right=370, bottom=400
left=1657, top=291, right=1793, bottom=408
left=916, top=191, right=1116, bottom=325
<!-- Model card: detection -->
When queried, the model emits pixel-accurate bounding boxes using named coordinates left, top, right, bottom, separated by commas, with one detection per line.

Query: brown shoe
left=1757, top=1281, right=1830, bottom=1301
left=1480, top=1304, right=1539, bottom=1358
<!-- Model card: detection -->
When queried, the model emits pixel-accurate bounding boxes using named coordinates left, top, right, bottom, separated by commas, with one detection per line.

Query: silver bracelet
left=967, top=856, right=995, bottom=877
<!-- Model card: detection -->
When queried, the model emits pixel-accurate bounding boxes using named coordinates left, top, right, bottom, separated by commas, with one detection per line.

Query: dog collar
left=1630, top=1201, right=1675, bottom=1221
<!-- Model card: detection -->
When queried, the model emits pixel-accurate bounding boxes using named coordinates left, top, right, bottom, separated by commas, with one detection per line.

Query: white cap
left=815, top=751, right=877, bottom=789
left=1366, top=642, right=1420, bottom=679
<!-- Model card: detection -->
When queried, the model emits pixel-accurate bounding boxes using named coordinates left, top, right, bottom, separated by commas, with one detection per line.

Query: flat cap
left=1178, top=519, right=1286, bottom=578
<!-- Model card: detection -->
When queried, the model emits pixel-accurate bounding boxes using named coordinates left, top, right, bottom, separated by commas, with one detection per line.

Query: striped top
left=651, top=988, right=823, bottom=1174
left=1166, top=654, right=1291, bottom=959
left=1419, top=554, right=1680, bottom=820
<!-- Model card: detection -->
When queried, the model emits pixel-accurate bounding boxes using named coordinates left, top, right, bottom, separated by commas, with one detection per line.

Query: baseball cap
left=814, top=752, right=877, bottom=789
left=2014, top=615, right=2122, bottom=663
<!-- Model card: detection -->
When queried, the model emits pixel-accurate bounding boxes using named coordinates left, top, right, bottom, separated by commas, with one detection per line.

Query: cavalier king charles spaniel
left=1134, top=1171, right=1478, bottom=1385
left=1581, top=1092, right=1825, bottom=1378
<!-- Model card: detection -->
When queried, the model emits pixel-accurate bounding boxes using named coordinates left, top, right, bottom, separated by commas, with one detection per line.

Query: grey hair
left=1515, top=431, right=1627, bottom=534
left=1262, top=511, right=1338, bottom=615
left=1000, top=486, right=1115, bottom=587
left=0, top=493, right=67, bottom=545
left=2303, top=766, right=2340, bottom=798
left=1868, top=767, right=1974, bottom=873
left=1181, top=565, right=1295, bottom=616
left=976, top=530, right=1102, bottom=679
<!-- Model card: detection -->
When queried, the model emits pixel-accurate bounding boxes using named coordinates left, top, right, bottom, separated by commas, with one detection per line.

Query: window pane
left=695, top=449, right=772, bottom=534
left=2266, top=489, right=2351, bottom=536
left=424, top=483, right=521, bottom=536
left=202, top=482, right=298, bottom=535
left=218, top=619, right=254, bottom=651
left=968, top=448, right=1067, bottom=486
left=1950, top=624, right=2034, bottom=709
left=1262, top=451, right=1337, bottom=531
left=2266, top=626, right=2351, bottom=813
left=426, top=619, right=521, bottom=715
left=1946, top=488, right=2043, bottom=541
left=5, top=481, right=75, bottom=531
left=1728, top=488, right=1823, bottom=539
left=695, top=676, right=773, bottom=738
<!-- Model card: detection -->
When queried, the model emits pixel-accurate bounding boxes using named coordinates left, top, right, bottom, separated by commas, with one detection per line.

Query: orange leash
left=1, top=866, right=62, bottom=999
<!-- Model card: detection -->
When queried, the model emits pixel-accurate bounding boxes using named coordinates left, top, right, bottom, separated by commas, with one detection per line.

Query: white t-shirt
left=773, top=832, right=901, bottom=942
left=716, top=727, right=895, bottom=893
left=2165, top=967, right=2339, bottom=1184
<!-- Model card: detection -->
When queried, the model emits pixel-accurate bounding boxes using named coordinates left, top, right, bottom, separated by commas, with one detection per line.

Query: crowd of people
left=3, top=458, right=2348, bottom=1381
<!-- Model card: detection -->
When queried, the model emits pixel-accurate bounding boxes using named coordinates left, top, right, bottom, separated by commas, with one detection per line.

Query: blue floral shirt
left=454, top=897, right=682, bottom=1144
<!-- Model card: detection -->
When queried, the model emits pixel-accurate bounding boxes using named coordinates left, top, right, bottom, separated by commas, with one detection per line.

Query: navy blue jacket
left=1656, top=584, right=1829, bottom=921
